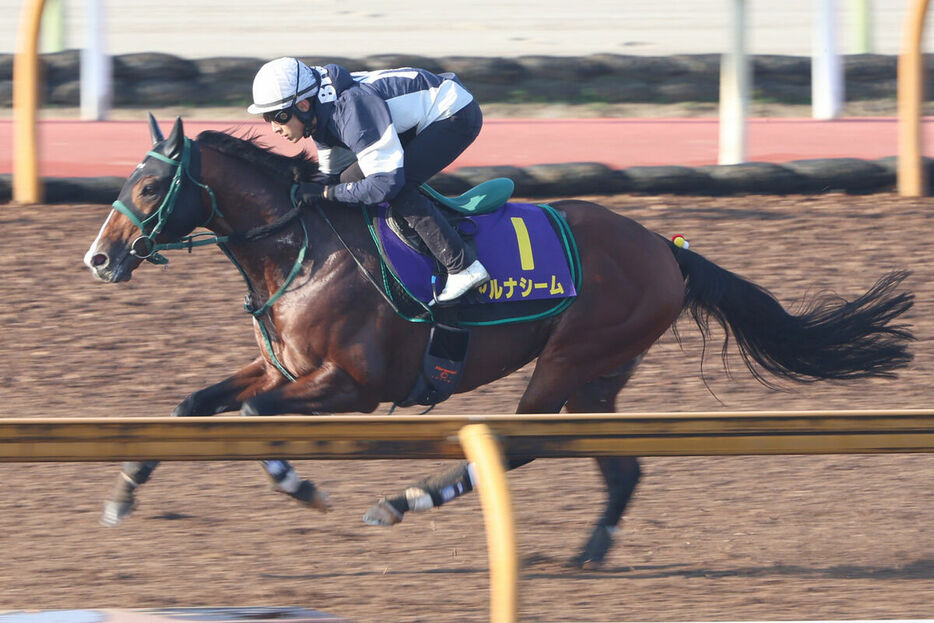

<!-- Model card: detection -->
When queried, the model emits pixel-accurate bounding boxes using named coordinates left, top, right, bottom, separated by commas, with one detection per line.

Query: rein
left=313, top=202, right=434, bottom=320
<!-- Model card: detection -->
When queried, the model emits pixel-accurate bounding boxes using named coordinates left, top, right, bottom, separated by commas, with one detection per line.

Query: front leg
left=173, top=356, right=283, bottom=416
left=237, top=362, right=376, bottom=516
left=173, top=357, right=329, bottom=513
left=101, top=355, right=274, bottom=527
left=241, top=361, right=380, bottom=415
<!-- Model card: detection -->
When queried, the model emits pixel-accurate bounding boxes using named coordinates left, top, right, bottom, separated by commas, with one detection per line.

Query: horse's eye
left=142, top=184, right=157, bottom=196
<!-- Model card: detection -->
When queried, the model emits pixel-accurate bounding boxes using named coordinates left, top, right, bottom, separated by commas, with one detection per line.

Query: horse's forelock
left=195, top=130, right=319, bottom=183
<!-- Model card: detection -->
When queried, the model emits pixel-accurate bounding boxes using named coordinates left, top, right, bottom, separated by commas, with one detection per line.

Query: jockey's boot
left=100, top=473, right=138, bottom=527
left=437, top=260, right=490, bottom=303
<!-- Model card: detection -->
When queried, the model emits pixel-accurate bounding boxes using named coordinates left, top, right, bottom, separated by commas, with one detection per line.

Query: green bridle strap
left=114, top=139, right=309, bottom=383
left=111, top=138, right=226, bottom=264
left=250, top=218, right=308, bottom=383
left=249, top=218, right=309, bottom=318
left=219, top=185, right=311, bottom=383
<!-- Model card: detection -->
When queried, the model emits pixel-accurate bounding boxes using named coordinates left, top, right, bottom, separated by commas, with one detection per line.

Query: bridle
left=111, top=135, right=311, bottom=381
left=111, top=137, right=224, bottom=265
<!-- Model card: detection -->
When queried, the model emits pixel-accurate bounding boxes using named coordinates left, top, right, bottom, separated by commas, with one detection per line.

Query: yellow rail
left=12, top=0, right=47, bottom=204
left=4, top=409, right=934, bottom=623
left=897, top=0, right=931, bottom=196
left=459, top=424, right=518, bottom=623
left=3, top=410, right=934, bottom=462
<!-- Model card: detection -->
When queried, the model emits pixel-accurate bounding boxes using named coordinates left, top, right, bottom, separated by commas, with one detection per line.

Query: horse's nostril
left=91, top=253, right=109, bottom=268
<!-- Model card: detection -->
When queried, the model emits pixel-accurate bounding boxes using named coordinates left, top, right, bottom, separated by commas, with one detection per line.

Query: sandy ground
left=1, top=192, right=934, bottom=622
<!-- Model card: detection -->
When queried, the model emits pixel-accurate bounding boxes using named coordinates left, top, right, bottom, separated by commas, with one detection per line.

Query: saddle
left=383, top=179, right=512, bottom=257
left=369, top=179, right=581, bottom=409
left=366, top=178, right=581, bottom=327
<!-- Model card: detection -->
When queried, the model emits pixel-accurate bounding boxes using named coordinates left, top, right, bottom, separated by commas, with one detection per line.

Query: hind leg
left=563, top=356, right=644, bottom=568
left=362, top=455, right=535, bottom=526
left=565, top=457, right=640, bottom=568
left=362, top=350, right=575, bottom=526
left=362, top=329, right=595, bottom=527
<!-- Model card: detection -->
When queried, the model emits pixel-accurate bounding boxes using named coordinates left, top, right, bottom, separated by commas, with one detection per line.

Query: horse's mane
left=195, top=130, right=319, bottom=183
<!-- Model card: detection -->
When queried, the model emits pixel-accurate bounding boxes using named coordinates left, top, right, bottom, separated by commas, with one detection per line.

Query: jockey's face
left=270, top=112, right=304, bottom=143
left=269, top=99, right=313, bottom=144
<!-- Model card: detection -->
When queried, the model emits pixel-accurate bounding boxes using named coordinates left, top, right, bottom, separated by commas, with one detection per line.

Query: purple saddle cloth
left=377, top=202, right=577, bottom=305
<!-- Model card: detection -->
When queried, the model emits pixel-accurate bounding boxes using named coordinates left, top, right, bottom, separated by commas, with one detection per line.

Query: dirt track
left=2, top=192, right=934, bottom=622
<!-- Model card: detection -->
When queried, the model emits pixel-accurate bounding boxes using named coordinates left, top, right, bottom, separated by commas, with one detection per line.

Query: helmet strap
left=290, top=59, right=319, bottom=138
left=294, top=104, right=316, bottom=137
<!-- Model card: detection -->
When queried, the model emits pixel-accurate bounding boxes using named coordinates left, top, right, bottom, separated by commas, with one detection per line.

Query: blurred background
left=4, top=0, right=934, bottom=196
left=3, top=4, right=934, bottom=622
left=1, top=0, right=931, bottom=59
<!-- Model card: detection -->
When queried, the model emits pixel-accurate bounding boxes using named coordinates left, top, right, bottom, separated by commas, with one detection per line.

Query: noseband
left=111, top=137, right=223, bottom=265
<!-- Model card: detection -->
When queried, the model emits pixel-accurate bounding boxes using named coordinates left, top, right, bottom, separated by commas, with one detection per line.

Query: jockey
left=248, top=57, right=490, bottom=304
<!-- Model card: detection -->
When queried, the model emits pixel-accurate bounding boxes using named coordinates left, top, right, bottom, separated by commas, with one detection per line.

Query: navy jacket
left=307, top=64, right=474, bottom=205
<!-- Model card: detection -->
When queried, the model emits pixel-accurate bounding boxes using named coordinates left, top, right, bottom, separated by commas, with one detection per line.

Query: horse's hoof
left=565, top=554, right=604, bottom=570
left=362, top=498, right=403, bottom=527
left=566, top=524, right=614, bottom=569
left=240, top=401, right=260, bottom=416
left=241, top=395, right=280, bottom=416
left=300, top=482, right=332, bottom=513
left=171, top=394, right=196, bottom=417
left=277, top=479, right=331, bottom=513
left=100, top=499, right=136, bottom=527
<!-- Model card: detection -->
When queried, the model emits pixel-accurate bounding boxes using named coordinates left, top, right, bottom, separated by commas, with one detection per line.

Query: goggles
left=264, top=107, right=294, bottom=125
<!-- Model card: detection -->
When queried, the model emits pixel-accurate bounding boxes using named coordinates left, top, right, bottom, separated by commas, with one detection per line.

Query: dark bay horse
left=84, top=116, right=914, bottom=567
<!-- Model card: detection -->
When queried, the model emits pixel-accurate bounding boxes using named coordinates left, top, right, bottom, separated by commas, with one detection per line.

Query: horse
left=84, top=115, right=915, bottom=567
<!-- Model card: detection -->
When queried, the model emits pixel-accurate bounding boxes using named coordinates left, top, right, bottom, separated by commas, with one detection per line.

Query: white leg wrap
left=274, top=469, right=301, bottom=494
left=466, top=462, right=478, bottom=488
left=404, top=487, right=434, bottom=513
left=439, top=485, right=456, bottom=502
left=264, top=459, right=290, bottom=478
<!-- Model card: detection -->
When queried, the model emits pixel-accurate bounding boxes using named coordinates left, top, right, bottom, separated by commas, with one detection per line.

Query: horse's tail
left=667, top=241, right=915, bottom=385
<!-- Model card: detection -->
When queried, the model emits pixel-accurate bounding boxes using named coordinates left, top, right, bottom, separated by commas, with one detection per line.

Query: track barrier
left=4, top=410, right=934, bottom=622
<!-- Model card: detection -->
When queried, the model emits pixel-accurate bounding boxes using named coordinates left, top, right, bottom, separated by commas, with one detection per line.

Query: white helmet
left=247, top=57, right=320, bottom=114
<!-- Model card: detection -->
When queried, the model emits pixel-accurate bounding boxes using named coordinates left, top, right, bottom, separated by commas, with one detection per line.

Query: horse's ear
left=165, top=117, right=185, bottom=160
left=147, top=112, right=164, bottom=145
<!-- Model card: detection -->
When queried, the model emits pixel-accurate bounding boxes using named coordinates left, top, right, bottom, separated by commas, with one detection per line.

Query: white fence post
left=80, top=0, right=111, bottom=121
left=813, top=0, right=845, bottom=119
left=718, top=0, right=749, bottom=165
